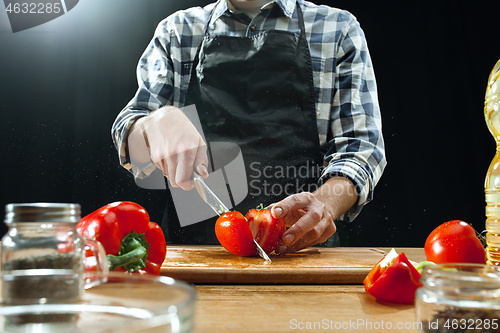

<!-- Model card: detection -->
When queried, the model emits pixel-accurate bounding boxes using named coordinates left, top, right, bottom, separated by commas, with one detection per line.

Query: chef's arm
left=320, top=14, right=386, bottom=221
left=314, top=176, right=358, bottom=224
left=112, top=22, right=210, bottom=188
left=272, top=176, right=358, bottom=255
left=127, top=116, right=151, bottom=166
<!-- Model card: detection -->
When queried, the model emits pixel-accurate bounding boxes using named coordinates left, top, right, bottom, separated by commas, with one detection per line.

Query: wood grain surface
left=194, top=284, right=422, bottom=333
left=161, top=246, right=425, bottom=284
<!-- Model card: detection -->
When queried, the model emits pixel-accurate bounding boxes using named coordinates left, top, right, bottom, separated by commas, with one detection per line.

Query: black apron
left=162, top=1, right=337, bottom=246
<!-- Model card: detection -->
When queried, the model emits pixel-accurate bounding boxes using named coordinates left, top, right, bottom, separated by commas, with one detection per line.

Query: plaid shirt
left=111, top=0, right=386, bottom=222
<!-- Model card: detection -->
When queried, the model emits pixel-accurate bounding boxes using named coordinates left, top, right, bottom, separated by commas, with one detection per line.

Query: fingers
left=276, top=219, right=336, bottom=255
left=144, top=107, right=209, bottom=191
left=272, top=193, right=322, bottom=243
left=175, top=145, right=198, bottom=190
left=160, top=145, right=205, bottom=191
left=272, top=192, right=336, bottom=255
left=174, top=139, right=209, bottom=190
left=194, top=138, right=209, bottom=178
left=159, top=159, right=169, bottom=179
left=155, top=144, right=208, bottom=191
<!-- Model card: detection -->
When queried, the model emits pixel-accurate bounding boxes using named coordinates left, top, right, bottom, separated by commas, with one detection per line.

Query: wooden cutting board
left=160, top=245, right=391, bottom=284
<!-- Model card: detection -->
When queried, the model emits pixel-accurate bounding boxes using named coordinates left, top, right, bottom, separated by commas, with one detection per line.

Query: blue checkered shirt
left=111, top=0, right=387, bottom=222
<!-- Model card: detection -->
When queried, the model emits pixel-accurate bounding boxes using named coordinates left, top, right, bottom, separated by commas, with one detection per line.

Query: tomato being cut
left=424, top=220, right=486, bottom=264
left=245, top=207, right=286, bottom=254
left=215, top=211, right=256, bottom=256
left=363, top=249, right=422, bottom=304
left=215, top=207, right=286, bottom=257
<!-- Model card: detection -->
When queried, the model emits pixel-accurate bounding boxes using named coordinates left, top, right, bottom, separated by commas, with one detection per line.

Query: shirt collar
left=211, top=0, right=297, bottom=22
left=275, top=0, right=297, bottom=18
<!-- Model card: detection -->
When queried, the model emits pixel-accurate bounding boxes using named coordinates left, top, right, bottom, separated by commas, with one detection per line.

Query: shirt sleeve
left=320, top=15, right=387, bottom=222
left=111, top=23, right=174, bottom=179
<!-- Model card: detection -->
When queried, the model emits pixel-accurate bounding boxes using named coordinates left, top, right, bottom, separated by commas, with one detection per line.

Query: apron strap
left=295, top=1, right=307, bottom=40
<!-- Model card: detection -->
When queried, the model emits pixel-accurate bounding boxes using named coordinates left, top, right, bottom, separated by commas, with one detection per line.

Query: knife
left=192, top=171, right=271, bottom=262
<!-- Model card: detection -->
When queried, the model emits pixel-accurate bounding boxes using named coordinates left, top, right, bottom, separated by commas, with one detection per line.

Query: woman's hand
left=271, top=177, right=358, bottom=254
left=129, top=106, right=209, bottom=190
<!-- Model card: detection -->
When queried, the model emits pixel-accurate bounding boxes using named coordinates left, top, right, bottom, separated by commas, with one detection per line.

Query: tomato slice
left=246, top=208, right=286, bottom=254
left=363, top=249, right=422, bottom=304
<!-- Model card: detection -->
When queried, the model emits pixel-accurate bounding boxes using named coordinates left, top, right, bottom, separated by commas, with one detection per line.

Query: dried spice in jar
left=2, top=252, right=83, bottom=303
left=416, top=263, right=500, bottom=333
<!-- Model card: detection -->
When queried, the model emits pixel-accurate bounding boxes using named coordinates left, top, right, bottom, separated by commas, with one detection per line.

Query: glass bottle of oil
left=484, top=59, right=500, bottom=266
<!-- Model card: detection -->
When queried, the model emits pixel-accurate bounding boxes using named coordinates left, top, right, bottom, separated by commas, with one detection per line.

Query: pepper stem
left=414, top=261, right=436, bottom=273
left=107, top=246, right=147, bottom=271
left=107, top=231, right=150, bottom=273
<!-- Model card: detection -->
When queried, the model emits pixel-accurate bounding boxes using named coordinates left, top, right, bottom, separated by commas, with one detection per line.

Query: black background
left=1, top=0, right=499, bottom=247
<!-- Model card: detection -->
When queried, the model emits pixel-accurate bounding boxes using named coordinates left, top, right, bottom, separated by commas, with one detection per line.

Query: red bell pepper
left=76, top=201, right=167, bottom=275
left=363, top=248, right=422, bottom=304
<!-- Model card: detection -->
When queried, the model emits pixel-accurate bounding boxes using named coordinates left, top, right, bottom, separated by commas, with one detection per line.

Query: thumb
left=194, top=139, right=209, bottom=178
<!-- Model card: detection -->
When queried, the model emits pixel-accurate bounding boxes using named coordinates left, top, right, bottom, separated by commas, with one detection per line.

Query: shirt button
left=250, top=25, right=256, bottom=32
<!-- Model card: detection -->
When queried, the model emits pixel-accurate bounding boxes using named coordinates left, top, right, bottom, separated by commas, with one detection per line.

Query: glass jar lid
left=4, top=203, right=81, bottom=224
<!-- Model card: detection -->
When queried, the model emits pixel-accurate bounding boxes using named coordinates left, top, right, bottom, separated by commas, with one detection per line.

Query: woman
left=111, top=0, right=386, bottom=254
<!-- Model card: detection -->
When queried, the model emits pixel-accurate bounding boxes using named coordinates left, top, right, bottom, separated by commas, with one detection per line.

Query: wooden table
left=168, top=247, right=426, bottom=333
left=0, top=247, right=426, bottom=332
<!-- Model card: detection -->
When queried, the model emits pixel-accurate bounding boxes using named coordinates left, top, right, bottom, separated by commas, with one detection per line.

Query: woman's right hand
left=131, top=106, right=209, bottom=190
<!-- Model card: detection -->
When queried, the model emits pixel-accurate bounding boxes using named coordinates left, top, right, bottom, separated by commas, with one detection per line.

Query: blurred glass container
left=1, top=203, right=108, bottom=304
left=0, top=271, right=196, bottom=333
left=416, top=263, right=500, bottom=332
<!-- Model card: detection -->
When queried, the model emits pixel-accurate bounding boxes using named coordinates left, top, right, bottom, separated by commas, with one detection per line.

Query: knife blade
left=192, top=171, right=229, bottom=216
left=192, top=171, right=271, bottom=262
left=253, top=239, right=272, bottom=262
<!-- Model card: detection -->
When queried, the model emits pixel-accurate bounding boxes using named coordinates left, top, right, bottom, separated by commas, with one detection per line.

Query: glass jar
left=1, top=203, right=108, bottom=305
left=416, top=263, right=500, bottom=332
left=0, top=272, right=196, bottom=333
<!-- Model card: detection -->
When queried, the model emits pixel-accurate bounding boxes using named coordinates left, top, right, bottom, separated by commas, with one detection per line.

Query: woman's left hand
left=271, top=192, right=335, bottom=254
left=271, top=176, right=358, bottom=254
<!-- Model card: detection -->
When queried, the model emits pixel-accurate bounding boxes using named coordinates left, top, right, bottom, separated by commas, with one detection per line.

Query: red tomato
left=215, top=211, right=256, bottom=256
left=424, top=220, right=486, bottom=264
left=245, top=208, right=286, bottom=254
left=363, top=249, right=422, bottom=304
